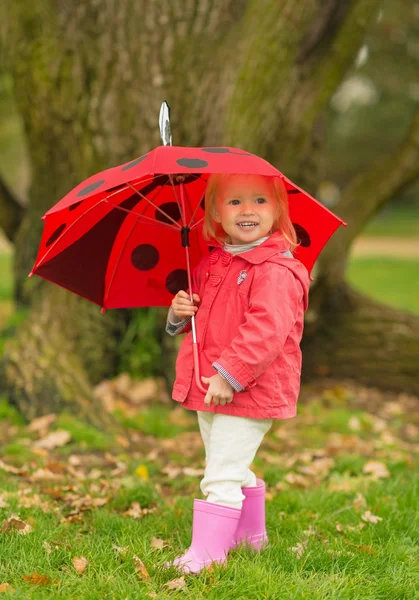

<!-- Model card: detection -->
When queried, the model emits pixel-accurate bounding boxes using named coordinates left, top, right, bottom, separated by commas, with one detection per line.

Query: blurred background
left=0, top=0, right=418, bottom=422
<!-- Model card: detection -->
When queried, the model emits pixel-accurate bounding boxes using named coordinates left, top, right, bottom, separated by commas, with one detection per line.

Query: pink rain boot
left=231, top=478, right=268, bottom=551
left=169, top=499, right=241, bottom=574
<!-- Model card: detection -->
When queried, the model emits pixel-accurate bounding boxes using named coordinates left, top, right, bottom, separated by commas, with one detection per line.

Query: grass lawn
left=362, top=204, right=419, bottom=238
left=0, top=386, right=418, bottom=599
left=347, top=257, right=419, bottom=315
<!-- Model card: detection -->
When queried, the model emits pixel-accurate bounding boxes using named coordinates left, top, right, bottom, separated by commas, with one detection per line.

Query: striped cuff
left=165, top=308, right=192, bottom=336
left=212, top=362, right=245, bottom=392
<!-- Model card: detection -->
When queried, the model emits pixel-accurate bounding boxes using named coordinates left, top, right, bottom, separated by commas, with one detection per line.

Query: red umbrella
left=30, top=106, right=346, bottom=394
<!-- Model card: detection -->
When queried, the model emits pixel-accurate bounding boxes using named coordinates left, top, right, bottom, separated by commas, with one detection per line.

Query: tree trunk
left=3, top=0, right=417, bottom=422
left=302, top=281, right=419, bottom=395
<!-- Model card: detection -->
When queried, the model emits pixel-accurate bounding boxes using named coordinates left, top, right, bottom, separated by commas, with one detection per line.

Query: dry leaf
left=151, top=537, right=169, bottom=550
left=0, top=460, right=26, bottom=475
left=361, top=510, right=383, bottom=524
left=112, top=544, right=129, bottom=558
left=124, top=502, right=144, bottom=519
left=27, top=414, right=57, bottom=433
left=335, top=522, right=344, bottom=533
left=22, top=572, right=51, bottom=585
left=284, top=472, right=311, bottom=488
left=183, top=467, right=205, bottom=477
left=1, top=515, right=33, bottom=535
left=353, top=492, right=367, bottom=511
left=133, top=555, right=151, bottom=582
left=164, top=576, right=186, bottom=590
left=73, top=556, right=88, bottom=574
left=32, top=429, right=71, bottom=450
left=0, top=583, right=14, bottom=593
left=43, top=541, right=52, bottom=554
left=288, top=539, right=308, bottom=559
left=363, top=461, right=390, bottom=479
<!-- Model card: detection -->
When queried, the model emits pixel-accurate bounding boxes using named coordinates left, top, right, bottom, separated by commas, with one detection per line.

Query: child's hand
left=201, top=373, right=234, bottom=407
left=171, top=291, right=201, bottom=319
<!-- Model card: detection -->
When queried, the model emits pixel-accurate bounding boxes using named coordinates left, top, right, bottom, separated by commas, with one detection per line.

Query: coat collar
left=211, top=231, right=291, bottom=265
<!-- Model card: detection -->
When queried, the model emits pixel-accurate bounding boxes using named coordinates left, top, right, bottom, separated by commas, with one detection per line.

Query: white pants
left=197, top=412, right=272, bottom=509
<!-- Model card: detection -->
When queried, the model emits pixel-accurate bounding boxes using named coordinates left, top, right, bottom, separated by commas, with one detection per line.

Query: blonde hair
left=202, top=173, right=298, bottom=250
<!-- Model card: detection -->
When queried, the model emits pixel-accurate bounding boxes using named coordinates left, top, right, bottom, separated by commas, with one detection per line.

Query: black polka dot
left=131, top=244, right=159, bottom=271
left=176, top=158, right=208, bottom=169
left=202, top=147, right=229, bottom=154
left=288, top=189, right=301, bottom=194
left=166, top=269, right=188, bottom=295
left=121, top=154, right=149, bottom=171
left=77, top=180, right=106, bottom=197
left=46, top=223, right=66, bottom=247
left=69, top=200, right=84, bottom=211
left=293, top=223, right=311, bottom=247
left=156, top=202, right=181, bottom=224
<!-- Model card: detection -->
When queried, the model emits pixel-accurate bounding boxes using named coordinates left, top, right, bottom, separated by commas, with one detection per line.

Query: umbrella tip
left=159, top=101, right=172, bottom=146
left=28, top=272, right=33, bottom=278
left=101, top=307, right=106, bottom=314
left=41, top=215, right=46, bottom=221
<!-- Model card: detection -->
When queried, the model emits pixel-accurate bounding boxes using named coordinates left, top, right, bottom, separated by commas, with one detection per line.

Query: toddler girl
left=165, top=173, right=309, bottom=574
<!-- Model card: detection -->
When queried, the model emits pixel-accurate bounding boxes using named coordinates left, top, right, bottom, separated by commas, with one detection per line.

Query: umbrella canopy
left=31, top=145, right=345, bottom=310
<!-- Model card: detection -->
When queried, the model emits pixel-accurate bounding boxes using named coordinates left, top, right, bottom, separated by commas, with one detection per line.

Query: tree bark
left=3, top=0, right=418, bottom=422
left=0, top=175, right=25, bottom=243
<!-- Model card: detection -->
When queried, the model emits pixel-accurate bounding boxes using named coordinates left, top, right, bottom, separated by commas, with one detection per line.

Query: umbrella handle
left=192, top=342, right=210, bottom=395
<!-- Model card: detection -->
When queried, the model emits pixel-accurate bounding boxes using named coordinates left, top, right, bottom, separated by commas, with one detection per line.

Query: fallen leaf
left=27, top=414, right=57, bottom=433
left=284, top=472, right=311, bottom=488
left=164, top=576, right=186, bottom=590
left=32, top=429, right=71, bottom=450
left=353, top=492, right=367, bottom=511
left=133, top=555, right=151, bottom=582
left=363, top=461, right=390, bottom=479
left=0, top=583, right=14, bottom=593
left=361, top=510, right=383, bottom=524
left=135, top=465, right=149, bottom=481
left=112, top=544, right=129, bottom=558
left=22, top=572, right=51, bottom=585
left=183, top=467, right=205, bottom=477
left=0, top=460, right=26, bottom=475
left=43, top=541, right=52, bottom=554
left=288, top=539, right=308, bottom=559
left=1, top=515, right=33, bottom=535
left=73, top=556, right=88, bottom=574
left=335, top=522, right=344, bottom=533
left=151, top=537, right=169, bottom=550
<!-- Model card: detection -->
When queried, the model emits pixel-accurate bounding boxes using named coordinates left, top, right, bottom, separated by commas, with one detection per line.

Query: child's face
left=213, top=175, right=278, bottom=245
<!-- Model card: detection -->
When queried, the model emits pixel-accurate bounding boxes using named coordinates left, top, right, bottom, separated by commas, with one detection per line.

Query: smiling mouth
left=237, top=222, right=258, bottom=229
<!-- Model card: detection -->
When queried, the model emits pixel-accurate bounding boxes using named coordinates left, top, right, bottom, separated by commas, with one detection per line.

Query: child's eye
left=229, top=199, right=240, bottom=205
left=256, top=197, right=266, bottom=204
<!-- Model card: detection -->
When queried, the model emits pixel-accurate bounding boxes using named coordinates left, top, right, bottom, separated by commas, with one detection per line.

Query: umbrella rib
left=34, top=199, right=108, bottom=270
left=126, top=182, right=181, bottom=229
left=188, top=190, right=205, bottom=228
left=102, top=200, right=179, bottom=232
left=183, top=183, right=197, bottom=227
left=190, top=216, right=205, bottom=231
left=102, top=216, right=139, bottom=308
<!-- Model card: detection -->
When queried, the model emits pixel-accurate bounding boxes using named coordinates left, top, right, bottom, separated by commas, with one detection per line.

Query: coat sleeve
left=164, top=255, right=208, bottom=337
left=214, top=263, right=303, bottom=389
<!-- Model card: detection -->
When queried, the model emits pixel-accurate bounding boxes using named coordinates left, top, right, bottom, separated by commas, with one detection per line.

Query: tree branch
left=317, top=105, right=419, bottom=284
left=0, top=174, right=25, bottom=243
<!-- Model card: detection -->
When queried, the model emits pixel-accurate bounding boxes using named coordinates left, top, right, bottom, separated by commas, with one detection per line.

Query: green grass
left=347, top=257, right=419, bottom=314
left=362, top=204, right=419, bottom=237
left=0, top=394, right=418, bottom=599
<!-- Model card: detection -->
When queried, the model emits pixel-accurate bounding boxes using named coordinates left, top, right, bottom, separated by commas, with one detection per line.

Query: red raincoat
left=171, top=232, right=310, bottom=420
